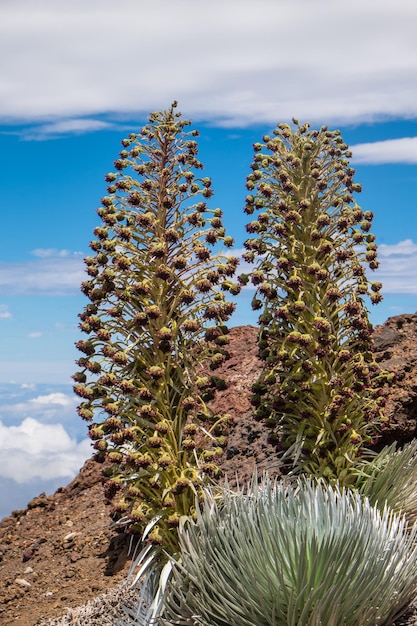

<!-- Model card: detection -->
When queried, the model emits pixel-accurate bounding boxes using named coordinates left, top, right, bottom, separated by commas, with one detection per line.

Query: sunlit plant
left=74, top=103, right=239, bottom=554
left=241, top=120, right=391, bottom=482
left=355, top=439, right=417, bottom=524
left=160, top=476, right=417, bottom=626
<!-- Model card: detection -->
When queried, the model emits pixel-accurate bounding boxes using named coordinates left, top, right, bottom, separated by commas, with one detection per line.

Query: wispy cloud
left=1, top=1, right=417, bottom=128
left=0, top=305, right=12, bottom=319
left=0, top=252, right=85, bottom=296
left=373, top=239, right=417, bottom=295
left=22, top=118, right=116, bottom=140
left=29, top=391, right=75, bottom=409
left=351, top=137, right=417, bottom=164
left=31, top=248, right=76, bottom=258
left=378, top=240, right=417, bottom=257
left=1, top=390, right=78, bottom=424
left=230, top=241, right=417, bottom=297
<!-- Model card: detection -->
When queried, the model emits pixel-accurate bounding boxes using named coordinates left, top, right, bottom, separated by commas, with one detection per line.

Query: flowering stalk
left=74, top=103, right=239, bottom=554
left=242, top=120, right=391, bottom=483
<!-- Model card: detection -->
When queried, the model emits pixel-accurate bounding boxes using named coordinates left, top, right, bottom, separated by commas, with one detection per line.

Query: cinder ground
left=2, top=319, right=417, bottom=625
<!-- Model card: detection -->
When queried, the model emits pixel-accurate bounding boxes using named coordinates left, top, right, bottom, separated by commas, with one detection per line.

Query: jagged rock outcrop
left=374, top=313, right=417, bottom=445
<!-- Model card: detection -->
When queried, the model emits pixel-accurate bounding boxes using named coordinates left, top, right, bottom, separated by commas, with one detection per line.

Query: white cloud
left=351, top=137, right=417, bottom=164
left=1, top=0, right=417, bottom=128
left=29, top=391, right=74, bottom=408
left=0, top=417, right=91, bottom=483
left=0, top=390, right=79, bottom=424
left=0, top=386, right=92, bottom=517
left=229, top=241, right=417, bottom=298
left=0, top=253, right=85, bottom=296
left=379, top=239, right=417, bottom=257
left=23, top=118, right=116, bottom=140
left=372, top=239, right=417, bottom=295
left=0, top=304, right=12, bottom=319
left=31, top=248, right=73, bottom=258
left=28, top=331, right=42, bottom=339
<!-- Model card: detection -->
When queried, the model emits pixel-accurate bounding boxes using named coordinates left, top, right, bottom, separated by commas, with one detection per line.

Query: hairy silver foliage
left=355, top=439, right=417, bottom=525
left=160, top=476, right=417, bottom=626
left=115, top=517, right=178, bottom=626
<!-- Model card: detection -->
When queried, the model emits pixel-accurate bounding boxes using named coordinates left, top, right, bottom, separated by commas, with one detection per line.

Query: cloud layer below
left=2, top=0, right=417, bottom=128
left=0, top=417, right=91, bottom=483
left=0, top=384, right=91, bottom=517
left=0, top=385, right=91, bottom=518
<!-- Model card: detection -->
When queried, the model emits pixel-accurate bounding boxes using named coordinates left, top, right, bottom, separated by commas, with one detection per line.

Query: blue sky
left=1, top=0, right=417, bottom=518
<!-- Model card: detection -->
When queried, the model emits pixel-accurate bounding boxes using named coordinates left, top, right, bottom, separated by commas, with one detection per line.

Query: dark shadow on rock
left=101, top=531, right=136, bottom=576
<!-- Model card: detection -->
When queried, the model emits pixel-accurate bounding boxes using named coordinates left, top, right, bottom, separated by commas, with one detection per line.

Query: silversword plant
left=242, top=120, right=391, bottom=483
left=74, top=103, right=239, bottom=553
left=161, top=477, right=417, bottom=626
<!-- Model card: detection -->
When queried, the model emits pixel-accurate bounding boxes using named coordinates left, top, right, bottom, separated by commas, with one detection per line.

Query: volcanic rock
left=1, top=316, right=417, bottom=624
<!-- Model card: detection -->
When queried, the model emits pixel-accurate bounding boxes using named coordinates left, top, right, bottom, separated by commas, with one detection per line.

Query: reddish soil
left=1, top=318, right=417, bottom=625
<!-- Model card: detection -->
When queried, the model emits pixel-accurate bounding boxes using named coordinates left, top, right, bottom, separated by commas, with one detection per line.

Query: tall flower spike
left=243, top=121, right=389, bottom=484
left=74, top=104, right=239, bottom=556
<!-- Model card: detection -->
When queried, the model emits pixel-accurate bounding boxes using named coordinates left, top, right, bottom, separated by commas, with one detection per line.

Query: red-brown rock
left=2, top=316, right=417, bottom=624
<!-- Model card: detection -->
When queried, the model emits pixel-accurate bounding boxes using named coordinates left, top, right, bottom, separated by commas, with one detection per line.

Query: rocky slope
left=1, top=317, right=417, bottom=625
